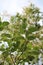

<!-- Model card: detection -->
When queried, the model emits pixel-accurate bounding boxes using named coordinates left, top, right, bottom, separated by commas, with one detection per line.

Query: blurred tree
left=0, top=4, right=43, bottom=65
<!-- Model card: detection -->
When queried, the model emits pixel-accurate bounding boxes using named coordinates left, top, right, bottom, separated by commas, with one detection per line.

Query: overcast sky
left=0, top=0, right=43, bottom=15
left=0, top=0, right=43, bottom=25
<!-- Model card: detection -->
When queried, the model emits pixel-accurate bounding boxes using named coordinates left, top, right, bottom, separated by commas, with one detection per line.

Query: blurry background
left=0, top=0, right=43, bottom=15
left=0, top=0, right=43, bottom=25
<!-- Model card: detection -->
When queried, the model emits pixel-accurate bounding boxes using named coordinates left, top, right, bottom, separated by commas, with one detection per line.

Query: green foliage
left=2, top=21, right=9, bottom=26
left=0, top=4, right=43, bottom=65
left=23, top=4, right=41, bottom=22
left=0, top=21, right=9, bottom=31
left=0, top=22, right=3, bottom=31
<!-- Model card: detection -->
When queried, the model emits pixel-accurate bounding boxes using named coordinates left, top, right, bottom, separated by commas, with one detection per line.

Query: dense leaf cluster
left=0, top=4, right=43, bottom=65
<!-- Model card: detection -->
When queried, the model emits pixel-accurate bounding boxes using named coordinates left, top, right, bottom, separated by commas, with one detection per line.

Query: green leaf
left=2, top=21, right=9, bottom=26
left=26, top=35, right=36, bottom=40
left=11, top=41, right=20, bottom=52
left=0, top=44, right=5, bottom=51
left=0, top=22, right=3, bottom=31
